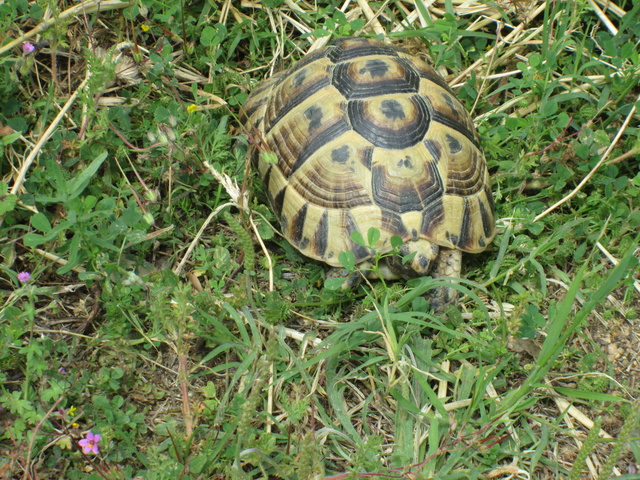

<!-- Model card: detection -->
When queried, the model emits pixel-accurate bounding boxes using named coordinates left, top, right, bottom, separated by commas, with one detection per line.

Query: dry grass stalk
left=594, top=0, right=627, bottom=18
left=586, top=0, right=618, bottom=35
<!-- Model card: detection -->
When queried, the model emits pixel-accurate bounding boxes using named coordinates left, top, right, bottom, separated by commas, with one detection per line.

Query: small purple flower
left=58, top=366, right=68, bottom=374
left=78, top=431, right=101, bottom=455
left=17, top=271, right=31, bottom=282
left=22, top=42, right=35, bottom=54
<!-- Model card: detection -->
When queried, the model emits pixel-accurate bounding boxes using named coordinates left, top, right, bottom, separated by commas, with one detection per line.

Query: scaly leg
left=427, top=248, right=462, bottom=311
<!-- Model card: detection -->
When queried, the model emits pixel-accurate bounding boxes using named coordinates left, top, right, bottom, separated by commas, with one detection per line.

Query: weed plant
left=1, top=0, right=639, bottom=479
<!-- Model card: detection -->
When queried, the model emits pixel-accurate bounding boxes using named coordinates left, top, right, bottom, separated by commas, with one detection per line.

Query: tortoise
left=241, top=37, right=495, bottom=308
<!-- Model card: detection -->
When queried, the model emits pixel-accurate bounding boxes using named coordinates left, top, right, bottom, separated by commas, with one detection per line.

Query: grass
left=1, top=0, right=639, bottom=478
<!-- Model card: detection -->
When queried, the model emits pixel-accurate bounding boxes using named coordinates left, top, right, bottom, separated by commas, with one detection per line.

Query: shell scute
left=333, top=57, right=420, bottom=98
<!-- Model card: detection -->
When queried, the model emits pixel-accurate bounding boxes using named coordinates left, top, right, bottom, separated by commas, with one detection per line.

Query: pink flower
left=17, top=271, right=31, bottom=282
left=78, top=431, right=101, bottom=454
left=22, top=42, right=35, bottom=54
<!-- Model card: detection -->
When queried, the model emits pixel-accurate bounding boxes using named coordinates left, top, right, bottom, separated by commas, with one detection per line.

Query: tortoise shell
left=242, top=37, right=495, bottom=277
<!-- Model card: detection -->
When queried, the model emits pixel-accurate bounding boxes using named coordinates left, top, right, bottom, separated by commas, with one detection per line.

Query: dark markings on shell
left=382, top=210, right=408, bottom=238
left=485, top=184, right=496, bottom=215
left=349, top=95, right=430, bottom=149
left=305, top=105, right=323, bottom=133
left=360, top=147, right=374, bottom=170
left=411, top=228, right=418, bottom=241
left=299, top=237, right=310, bottom=249
left=380, top=99, right=405, bottom=120
left=331, top=145, right=350, bottom=164
left=418, top=160, right=446, bottom=206
left=424, top=139, right=442, bottom=163
left=446, top=150, right=484, bottom=196
left=360, top=59, right=389, bottom=77
left=479, top=197, right=493, bottom=239
left=265, top=76, right=331, bottom=134
left=372, top=160, right=443, bottom=214
left=332, top=58, right=419, bottom=99
left=432, top=110, right=480, bottom=150
left=440, top=93, right=473, bottom=131
left=441, top=93, right=457, bottom=113
left=345, top=211, right=370, bottom=261
left=420, top=200, right=445, bottom=238
left=240, top=96, right=265, bottom=124
left=397, top=156, right=413, bottom=169
left=273, top=186, right=287, bottom=220
left=457, top=200, right=473, bottom=249
left=293, top=164, right=372, bottom=208
left=292, top=69, right=307, bottom=87
left=372, top=165, right=419, bottom=213
left=290, top=118, right=351, bottom=174
left=291, top=202, right=308, bottom=245
left=315, top=210, right=329, bottom=257
left=446, top=134, right=462, bottom=154
left=265, top=124, right=300, bottom=178
left=267, top=128, right=295, bottom=177
left=262, top=165, right=273, bottom=192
